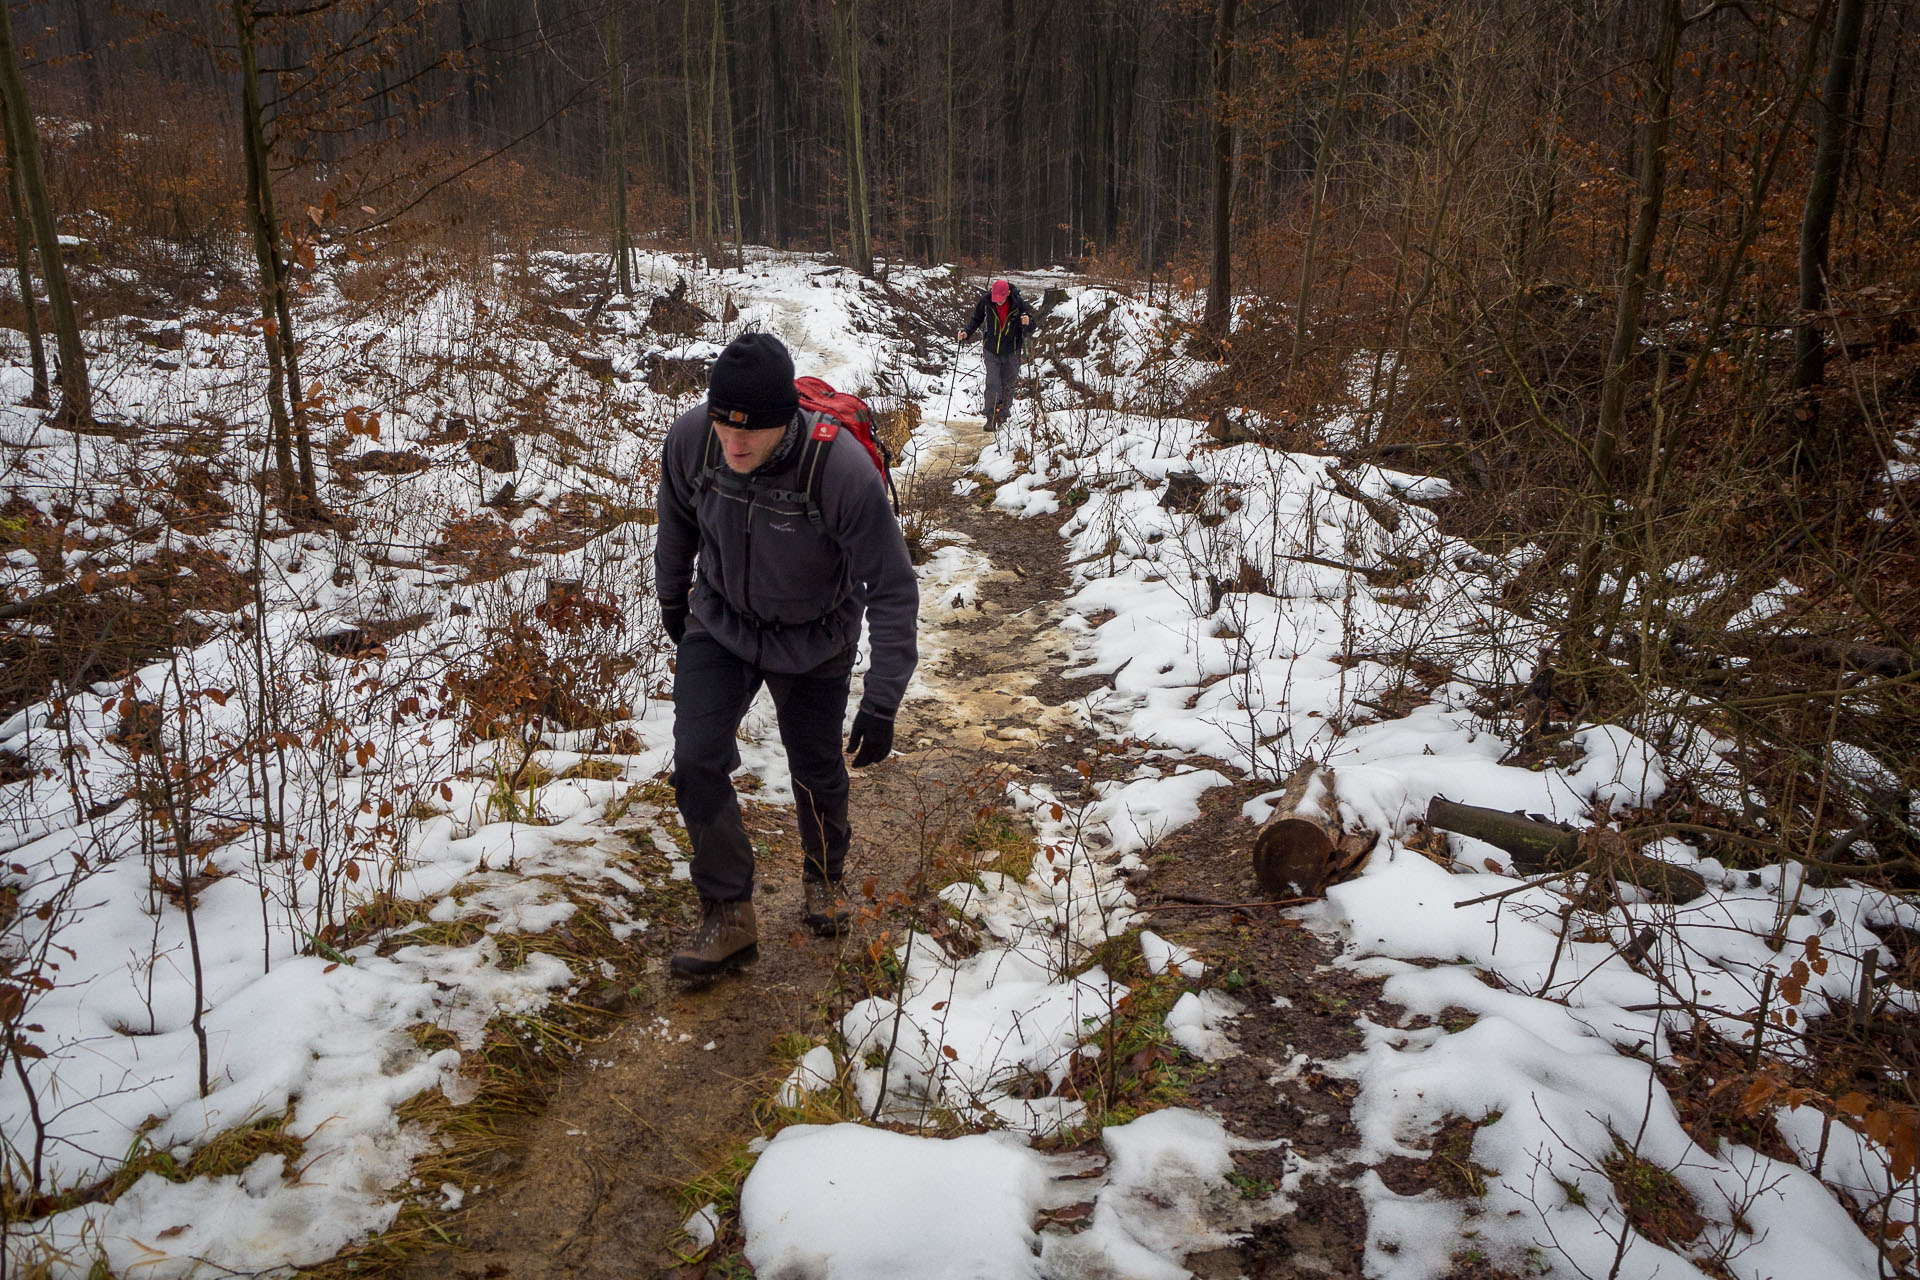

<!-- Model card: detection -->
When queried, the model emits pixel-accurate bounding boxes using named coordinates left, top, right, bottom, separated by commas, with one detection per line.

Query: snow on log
left=1253, top=763, right=1375, bottom=899
left=1326, top=467, right=1401, bottom=533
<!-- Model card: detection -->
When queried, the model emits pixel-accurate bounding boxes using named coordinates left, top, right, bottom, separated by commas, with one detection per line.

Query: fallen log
left=1426, top=797, right=1577, bottom=865
left=1326, top=468, right=1401, bottom=533
left=1423, top=796, right=1707, bottom=904
left=1253, top=763, right=1376, bottom=898
left=1668, top=620, right=1916, bottom=677
left=1280, top=552, right=1407, bottom=589
left=1372, top=440, right=1489, bottom=488
left=1745, top=631, right=1914, bottom=677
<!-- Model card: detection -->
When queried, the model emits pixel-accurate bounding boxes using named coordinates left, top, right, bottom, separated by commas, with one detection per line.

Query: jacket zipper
left=992, top=300, right=1021, bottom=354
left=740, top=490, right=761, bottom=665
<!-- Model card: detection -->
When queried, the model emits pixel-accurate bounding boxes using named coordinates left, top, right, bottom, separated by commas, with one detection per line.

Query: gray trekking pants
left=983, top=349, right=1021, bottom=423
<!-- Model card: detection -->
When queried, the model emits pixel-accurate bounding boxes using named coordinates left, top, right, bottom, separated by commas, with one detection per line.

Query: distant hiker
left=654, top=332, right=920, bottom=980
left=958, top=278, right=1034, bottom=427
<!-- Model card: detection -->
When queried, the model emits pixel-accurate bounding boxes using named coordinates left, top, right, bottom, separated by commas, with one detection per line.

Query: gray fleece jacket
left=654, top=402, right=919, bottom=717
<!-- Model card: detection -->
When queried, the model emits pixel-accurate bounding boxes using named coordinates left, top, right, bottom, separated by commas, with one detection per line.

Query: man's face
left=713, top=419, right=785, bottom=474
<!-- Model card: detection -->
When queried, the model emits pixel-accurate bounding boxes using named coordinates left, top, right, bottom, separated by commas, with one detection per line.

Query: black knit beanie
left=707, top=333, right=799, bottom=429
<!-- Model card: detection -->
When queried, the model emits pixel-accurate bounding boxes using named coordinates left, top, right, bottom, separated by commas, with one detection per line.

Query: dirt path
left=401, top=416, right=1383, bottom=1279
left=399, top=416, right=1083, bottom=1278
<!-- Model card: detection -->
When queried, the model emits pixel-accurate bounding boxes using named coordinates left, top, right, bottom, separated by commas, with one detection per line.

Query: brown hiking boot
left=802, top=879, right=850, bottom=937
left=670, top=899, right=758, bottom=979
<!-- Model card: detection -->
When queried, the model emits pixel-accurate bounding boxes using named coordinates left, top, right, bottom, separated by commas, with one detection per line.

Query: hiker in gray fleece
left=654, top=332, right=918, bottom=978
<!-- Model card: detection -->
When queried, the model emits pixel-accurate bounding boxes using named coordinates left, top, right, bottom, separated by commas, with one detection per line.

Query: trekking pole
left=1022, top=326, right=1042, bottom=440
left=1025, top=353, right=1039, bottom=437
left=942, top=334, right=961, bottom=428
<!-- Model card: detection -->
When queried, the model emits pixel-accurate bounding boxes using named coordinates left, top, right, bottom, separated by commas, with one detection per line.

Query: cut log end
left=1253, top=819, right=1335, bottom=898
left=1251, top=763, right=1375, bottom=900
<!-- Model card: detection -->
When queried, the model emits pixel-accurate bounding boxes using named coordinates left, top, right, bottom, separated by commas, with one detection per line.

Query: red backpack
left=697, top=377, right=900, bottom=531
left=795, top=376, right=898, bottom=519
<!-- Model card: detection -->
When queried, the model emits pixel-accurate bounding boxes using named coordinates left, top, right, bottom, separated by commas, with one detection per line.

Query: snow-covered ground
left=1, top=247, right=1913, bottom=1278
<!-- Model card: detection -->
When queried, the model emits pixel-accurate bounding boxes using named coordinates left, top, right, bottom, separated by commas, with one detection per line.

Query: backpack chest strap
left=691, top=415, right=837, bottom=532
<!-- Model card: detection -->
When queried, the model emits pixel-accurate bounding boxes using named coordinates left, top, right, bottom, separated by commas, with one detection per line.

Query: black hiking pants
left=670, top=631, right=854, bottom=904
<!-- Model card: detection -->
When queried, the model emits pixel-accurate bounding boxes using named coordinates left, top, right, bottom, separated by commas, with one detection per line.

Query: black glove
left=661, top=601, right=688, bottom=645
left=846, top=709, right=895, bottom=767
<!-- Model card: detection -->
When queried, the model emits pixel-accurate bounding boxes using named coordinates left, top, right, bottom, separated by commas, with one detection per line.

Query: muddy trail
left=403, top=418, right=1387, bottom=1280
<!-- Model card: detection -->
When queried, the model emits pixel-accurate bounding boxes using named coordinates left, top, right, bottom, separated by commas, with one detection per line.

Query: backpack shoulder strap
left=689, top=417, right=723, bottom=497
left=865, top=427, right=900, bottom=515
left=795, top=413, right=839, bottom=531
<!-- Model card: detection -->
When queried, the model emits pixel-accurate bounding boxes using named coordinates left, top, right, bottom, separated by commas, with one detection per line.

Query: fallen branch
left=1150, top=893, right=1315, bottom=911
left=1371, top=439, right=1489, bottom=487
left=1327, top=468, right=1401, bottom=533
left=1280, top=552, right=1406, bottom=588
left=0, top=585, right=74, bottom=623
left=1426, top=797, right=1579, bottom=865
left=1452, top=867, right=1581, bottom=909
left=1671, top=621, right=1917, bottom=677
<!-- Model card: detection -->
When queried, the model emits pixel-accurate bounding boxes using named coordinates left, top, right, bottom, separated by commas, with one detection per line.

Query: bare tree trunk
left=942, top=0, right=955, bottom=261
left=1289, top=0, right=1358, bottom=373
left=607, top=0, right=633, bottom=294
left=233, top=0, right=312, bottom=509
left=1000, top=0, right=1018, bottom=264
left=703, top=0, right=720, bottom=250
left=1, top=117, right=48, bottom=409
left=683, top=0, right=702, bottom=252
left=1562, top=0, right=1685, bottom=673
left=833, top=0, right=873, bottom=274
left=716, top=0, right=745, bottom=269
left=1794, top=0, right=1867, bottom=393
left=0, top=10, right=91, bottom=428
left=1203, top=0, right=1237, bottom=337
left=456, top=0, right=481, bottom=141
left=272, top=240, right=315, bottom=505
left=1870, top=1, right=1905, bottom=197
left=69, top=0, right=104, bottom=116
left=158, top=644, right=212, bottom=1098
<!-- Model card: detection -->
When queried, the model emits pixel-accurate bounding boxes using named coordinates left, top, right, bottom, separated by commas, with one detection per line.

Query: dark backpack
left=695, top=376, right=900, bottom=530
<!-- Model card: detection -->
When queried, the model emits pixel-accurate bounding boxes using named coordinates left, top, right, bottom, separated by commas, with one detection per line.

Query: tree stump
left=1253, top=763, right=1374, bottom=898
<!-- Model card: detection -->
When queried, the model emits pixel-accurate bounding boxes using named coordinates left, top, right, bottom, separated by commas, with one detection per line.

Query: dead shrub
left=40, top=74, right=246, bottom=301
left=446, top=587, right=638, bottom=784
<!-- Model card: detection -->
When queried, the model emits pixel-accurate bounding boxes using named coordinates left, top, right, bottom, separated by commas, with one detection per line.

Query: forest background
left=1, top=0, right=1918, bottom=1269
left=9, top=0, right=1918, bottom=631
